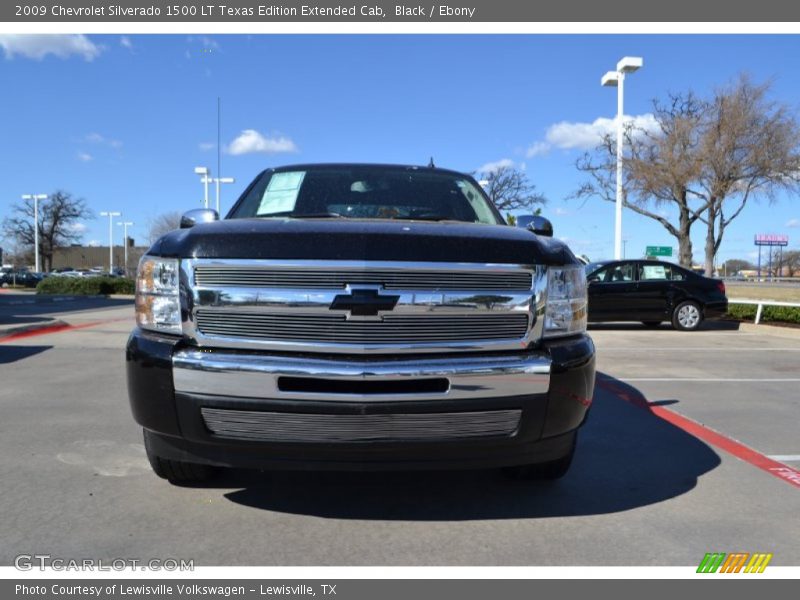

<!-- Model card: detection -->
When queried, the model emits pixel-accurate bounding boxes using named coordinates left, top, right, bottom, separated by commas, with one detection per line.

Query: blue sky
left=1, top=34, right=799, bottom=265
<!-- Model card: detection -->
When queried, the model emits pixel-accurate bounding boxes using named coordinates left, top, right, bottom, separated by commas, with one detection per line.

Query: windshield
left=228, top=166, right=503, bottom=225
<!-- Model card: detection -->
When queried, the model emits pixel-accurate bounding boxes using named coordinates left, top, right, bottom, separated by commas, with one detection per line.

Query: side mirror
left=180, top=208, right=219, bottom=229
left=525, top=215, right=553, bottom=237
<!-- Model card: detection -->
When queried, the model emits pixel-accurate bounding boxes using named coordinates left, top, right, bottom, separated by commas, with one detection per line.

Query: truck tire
left=672, top=300, right=703, bottom=331
left=502, top=432, right=577, bottom=481
left=143, top=430, right=216, bottom=484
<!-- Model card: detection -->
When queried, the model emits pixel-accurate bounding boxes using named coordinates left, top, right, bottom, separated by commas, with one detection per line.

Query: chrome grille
left=184, top=259, right=544, bottom=354
left=195, top=311, right=530, bottom=344
left=201, top=407, right=522, bottom=443
left=194, top=266, right=532, bottom=291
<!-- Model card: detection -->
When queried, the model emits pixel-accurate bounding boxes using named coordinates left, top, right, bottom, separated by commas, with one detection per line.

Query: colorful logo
left=697, top=552, right=772, bottom=573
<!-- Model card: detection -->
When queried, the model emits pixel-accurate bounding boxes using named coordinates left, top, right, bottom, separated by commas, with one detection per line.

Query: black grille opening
left=277, top=376, right=450, bottom=395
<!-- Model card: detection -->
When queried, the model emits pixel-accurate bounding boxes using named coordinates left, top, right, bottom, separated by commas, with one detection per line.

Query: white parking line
left=768, top=455, right=800, bottom=462
left=618, top=378, right=800, bottom=383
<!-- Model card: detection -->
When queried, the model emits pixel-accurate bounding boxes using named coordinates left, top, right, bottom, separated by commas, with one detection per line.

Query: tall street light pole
left=601, top=56, right=643, bottom=260
left=21, top=194, right=48, bottom=272
left=117, top=221, right=134, bottom=276
left=212, top=177, right=235, bottom=215
left=194, top=166, right=211, bottom=209
left=100, top=211, right=121, bottom=272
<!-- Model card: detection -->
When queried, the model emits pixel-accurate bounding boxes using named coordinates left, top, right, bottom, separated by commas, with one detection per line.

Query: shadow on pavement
left=212, top=373, right=719, bottom=520
left=0, top=345, right=52, bottom=364
left=0, top=314, right=57, bottom=327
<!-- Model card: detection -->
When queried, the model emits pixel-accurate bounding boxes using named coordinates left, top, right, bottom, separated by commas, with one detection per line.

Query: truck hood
left=151, top=218, right=578, bottom=266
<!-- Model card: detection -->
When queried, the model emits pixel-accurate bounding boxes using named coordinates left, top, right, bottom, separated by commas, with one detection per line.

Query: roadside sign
left=645, top=246, right=672, bottom=257
left=754, top=234, right=788, bottom=247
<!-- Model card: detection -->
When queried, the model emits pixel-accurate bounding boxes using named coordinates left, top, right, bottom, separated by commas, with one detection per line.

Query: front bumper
left=126, top=330, right=595, bottom=470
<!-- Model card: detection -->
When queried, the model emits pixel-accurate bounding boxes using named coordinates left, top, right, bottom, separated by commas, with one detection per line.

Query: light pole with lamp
left=21, top=194, right=48, bottom=272
left=194, top=166, right=212, bottom=209
left=100, top=211, right=121, bottom=272
left=601, top=56, right=643, bottom=260
left=117, top=221, right=134, bottom=276
left=211, top=177, right=235, bottom=214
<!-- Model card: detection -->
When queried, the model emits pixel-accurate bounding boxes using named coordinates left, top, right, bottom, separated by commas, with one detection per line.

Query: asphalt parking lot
left=1, top=294, right=798, bottom=566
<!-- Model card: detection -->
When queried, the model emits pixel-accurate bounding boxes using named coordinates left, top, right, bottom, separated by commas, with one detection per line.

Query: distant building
left=52, top=239, right=149, bottom=274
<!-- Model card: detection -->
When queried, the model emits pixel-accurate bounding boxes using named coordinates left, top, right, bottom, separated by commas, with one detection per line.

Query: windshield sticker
left=257, top=171, right=306, bottom=215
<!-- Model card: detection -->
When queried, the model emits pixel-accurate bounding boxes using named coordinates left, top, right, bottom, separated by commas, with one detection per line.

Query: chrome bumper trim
left=172, top=349, right=551, bottom=402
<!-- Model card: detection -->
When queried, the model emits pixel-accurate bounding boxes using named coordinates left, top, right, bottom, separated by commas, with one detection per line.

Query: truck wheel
left=502, top=432, right=577, bottom=481
left=143, top=430, right=216, bottom=484
left=672, top=300, right=703, bottom=331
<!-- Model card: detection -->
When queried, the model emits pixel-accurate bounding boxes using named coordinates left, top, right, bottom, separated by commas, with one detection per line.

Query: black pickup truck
left=126, top=163, right=595, bottom=484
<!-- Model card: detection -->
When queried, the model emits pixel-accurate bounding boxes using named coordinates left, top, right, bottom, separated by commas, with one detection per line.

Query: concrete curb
left=737, top=321, right=800, bottom=338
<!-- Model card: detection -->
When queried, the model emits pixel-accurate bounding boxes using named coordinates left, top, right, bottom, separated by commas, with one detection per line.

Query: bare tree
left=575, top=77, right=800, bottom=274
left=722, top=258, right=755, bottom=274
left=147, top=211, right=183, bottom=244
left=694, top=77, right=800, bottom=275
left=1, top=191, right=92, bottom=272
left=781, top=250, right=800, bottom=277
left=476, top=166, right=546, bottom=213
left=574, top=93, right=708, bottom=267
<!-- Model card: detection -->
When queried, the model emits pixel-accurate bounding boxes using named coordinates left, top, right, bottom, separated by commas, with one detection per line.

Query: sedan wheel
left=672, top=301, right=703, bottom=331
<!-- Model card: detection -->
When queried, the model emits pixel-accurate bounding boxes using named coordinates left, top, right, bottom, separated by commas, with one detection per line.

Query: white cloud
left=553, top=207, right=571, bottom=217
left=199, top=142, right=215, bottom=151
left=66, top=223, right=88, bottom=234
left=120, top=36, right=132, bottom=50
left=87, top=240, right=102, bottom=247
left=186, top=36, right=220, bottom=50
left=526, top=141, right=550, bottom=158
left=85, top=133, right=122, bottom=149
left=786, top=218, right=800, bottom=228
left=0, top=35, right=101, bottom=61
left=527, top=113, right=659, bottom=157
left=476, top=158, right=515, bottom=174
left=77, top=152, right=93, bottom=162
left=227, top=130, right=298, bottom=156
left=199, top=36, right=220, bottom=50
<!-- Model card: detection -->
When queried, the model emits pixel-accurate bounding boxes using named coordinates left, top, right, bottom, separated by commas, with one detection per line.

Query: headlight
left=135, top=256, right=182, bottom=335
left=543, top=265, right=587, bottom=338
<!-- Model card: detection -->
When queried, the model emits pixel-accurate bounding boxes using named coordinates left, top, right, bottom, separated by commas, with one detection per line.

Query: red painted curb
left=0, top=318, right=129, bottom=343
left=596, top=377, right=800, bottom=489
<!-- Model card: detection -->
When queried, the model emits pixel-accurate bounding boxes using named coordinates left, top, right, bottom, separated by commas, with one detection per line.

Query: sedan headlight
left=135, top=256, right=182, bottom=335
left=543, top=265, right=588, bottom=338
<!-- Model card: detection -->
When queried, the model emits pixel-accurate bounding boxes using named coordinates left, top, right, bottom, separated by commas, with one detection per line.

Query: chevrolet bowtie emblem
left=329, top=289, right=400, bottom=317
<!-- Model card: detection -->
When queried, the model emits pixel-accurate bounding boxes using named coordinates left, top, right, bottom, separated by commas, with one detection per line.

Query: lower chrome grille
left=194, top=311, right=530, bottom=344
left=201, top=407, right=522, bottom=443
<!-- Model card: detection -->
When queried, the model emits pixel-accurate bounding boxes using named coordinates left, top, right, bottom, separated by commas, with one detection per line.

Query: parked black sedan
left=585, top=259, right=728, bottom=331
